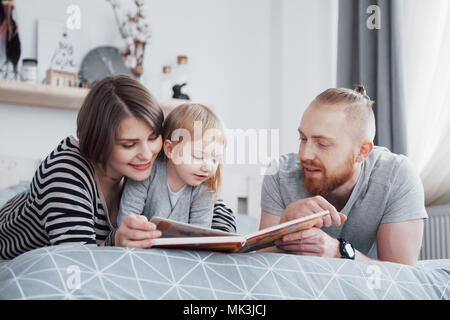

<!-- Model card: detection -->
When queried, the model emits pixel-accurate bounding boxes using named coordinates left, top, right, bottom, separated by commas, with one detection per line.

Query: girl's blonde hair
left=162, top=103, right=226, bottom=195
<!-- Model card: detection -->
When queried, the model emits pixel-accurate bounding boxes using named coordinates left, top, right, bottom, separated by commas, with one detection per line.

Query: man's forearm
left=354, top=250, right=378, bottom=262
left=355, top=249, right=418, bottom=265
left=257, top=237, right=416, bottom=265
left=257, top=246, right=285, bottom=253
left=259, top=245, right=380, bottom=261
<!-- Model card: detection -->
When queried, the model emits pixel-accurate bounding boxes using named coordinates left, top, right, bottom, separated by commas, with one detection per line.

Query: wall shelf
left=0, top=80, right=88, bottom=110
left=0, top=79, right=186, bottom=114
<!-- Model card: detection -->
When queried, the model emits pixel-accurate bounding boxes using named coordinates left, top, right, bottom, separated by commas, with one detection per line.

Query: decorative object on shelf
left=79, top=80, right=88, bottom=88
left=79, top=46, right=133, bottom=88
left=0, top=0, right=21, bottom=80
left=37, top=19, right=82, bottom=85
left=20, top=58, right=37, bottom=83
left=49, top=31, right=76, bottom=72
left=172, top=55, right=190, bottom=100
left=107, top=0, right=151, bottom=79
left=159, top=65, right=172, bottom=100
left=172, top=83, right=190, bottom=100
left=44, top=30, right=77, bottom=88
left=45, top=69, right=77, bottom=88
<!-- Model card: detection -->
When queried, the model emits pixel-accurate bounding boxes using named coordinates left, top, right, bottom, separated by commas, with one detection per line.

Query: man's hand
left=275, top=227, right=341, bottom=258
left=280, top=196, right=347, bottom=228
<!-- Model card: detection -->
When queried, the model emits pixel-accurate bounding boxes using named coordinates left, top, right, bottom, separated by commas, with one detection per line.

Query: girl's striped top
left=0, top=136, right=237, bottom=260
left=212, top=198, right=237, bottom=233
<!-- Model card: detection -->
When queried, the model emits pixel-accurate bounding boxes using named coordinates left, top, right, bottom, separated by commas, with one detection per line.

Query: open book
left=150, top=210, right=329, bottom=253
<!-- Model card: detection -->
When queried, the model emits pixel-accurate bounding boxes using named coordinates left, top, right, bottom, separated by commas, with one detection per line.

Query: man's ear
left=163, top=140, right=173, bottom=159
left=355, top=141, right=373, bottom=163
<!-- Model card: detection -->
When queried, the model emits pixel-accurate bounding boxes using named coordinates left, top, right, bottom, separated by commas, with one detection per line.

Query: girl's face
left=106, top=116, right=163, bottom=181
left=165, top=138, right=224, bottom=187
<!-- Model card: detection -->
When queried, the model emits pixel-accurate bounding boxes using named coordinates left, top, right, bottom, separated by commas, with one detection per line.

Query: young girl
left=117, top=103, right=226, bottom=229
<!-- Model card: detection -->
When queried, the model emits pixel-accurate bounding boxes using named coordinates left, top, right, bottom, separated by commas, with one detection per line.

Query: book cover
left=150, top=211, right=329, bottom=253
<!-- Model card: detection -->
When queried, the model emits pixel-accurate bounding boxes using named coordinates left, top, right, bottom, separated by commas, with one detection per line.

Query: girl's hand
left=114, top=214, right=162, bottom=248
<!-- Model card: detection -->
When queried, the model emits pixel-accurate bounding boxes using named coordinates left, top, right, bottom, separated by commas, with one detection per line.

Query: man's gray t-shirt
left=261, top=146, right=428, bottom=255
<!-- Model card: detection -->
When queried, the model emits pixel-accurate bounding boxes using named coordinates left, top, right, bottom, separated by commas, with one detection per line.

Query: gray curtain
left=337, top=0, right=407, bottom=155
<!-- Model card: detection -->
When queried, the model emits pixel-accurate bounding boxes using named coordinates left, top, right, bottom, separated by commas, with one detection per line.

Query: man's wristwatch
left=338, top=238, right=355, bottom=260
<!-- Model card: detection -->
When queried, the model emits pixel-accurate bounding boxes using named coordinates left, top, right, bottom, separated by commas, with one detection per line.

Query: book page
left=239, top=211, right=329, bottom=252
left=151, top=236, right=246, bottom=253
left=150, top=216, right=238, bottom=238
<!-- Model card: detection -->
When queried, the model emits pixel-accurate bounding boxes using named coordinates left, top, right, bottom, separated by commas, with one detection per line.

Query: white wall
left=1, top=0, right=273, bottom=158
left=0, top=0, right=338, bottom=214
left=278, top=0, right=338, bottom=155
left=0, top=104, right=78, bottom=159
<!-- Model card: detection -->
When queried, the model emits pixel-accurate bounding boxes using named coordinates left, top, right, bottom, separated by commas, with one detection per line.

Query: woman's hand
left=114, top=214, right=162, bottom=248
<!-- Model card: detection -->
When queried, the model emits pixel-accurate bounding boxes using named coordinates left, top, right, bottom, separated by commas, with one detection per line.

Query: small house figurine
left=45, top=69, right=77, bottom=88
left=45, top=30, right=77, bottom=87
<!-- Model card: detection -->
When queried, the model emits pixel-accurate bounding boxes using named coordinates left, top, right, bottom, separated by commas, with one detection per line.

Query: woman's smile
left=129, top=161, right=153, bottom=171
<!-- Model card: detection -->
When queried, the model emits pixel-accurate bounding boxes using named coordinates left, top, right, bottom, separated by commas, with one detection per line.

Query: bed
left=0, top=244, right=448, bottom=300
left=0, top=174, right=449, bottom=300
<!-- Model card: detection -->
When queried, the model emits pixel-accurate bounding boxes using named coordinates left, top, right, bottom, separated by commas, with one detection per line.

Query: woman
left=0, top=75, right=235, bottom=260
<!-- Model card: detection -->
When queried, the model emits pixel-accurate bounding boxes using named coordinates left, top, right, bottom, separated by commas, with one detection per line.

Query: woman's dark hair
left=77, top=74, right=164, bottom=168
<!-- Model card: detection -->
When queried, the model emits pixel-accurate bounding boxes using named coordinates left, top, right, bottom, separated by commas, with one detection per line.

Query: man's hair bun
left=354, top=85, right=366, bottom=96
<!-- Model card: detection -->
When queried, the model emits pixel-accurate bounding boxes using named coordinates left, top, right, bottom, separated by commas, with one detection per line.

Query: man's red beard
left=301, top=156, right=355, bottom=197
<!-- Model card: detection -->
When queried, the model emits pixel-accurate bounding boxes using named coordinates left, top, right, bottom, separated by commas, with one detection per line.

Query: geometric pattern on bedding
left=0, top=245, right=448, bottom=300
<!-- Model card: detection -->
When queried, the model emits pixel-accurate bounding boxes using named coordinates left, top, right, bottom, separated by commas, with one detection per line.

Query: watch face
left=345, top=243, right=355, bottom=257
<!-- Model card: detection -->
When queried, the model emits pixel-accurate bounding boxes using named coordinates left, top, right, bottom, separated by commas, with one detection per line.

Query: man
left=260, top=86, right=427, bottom=265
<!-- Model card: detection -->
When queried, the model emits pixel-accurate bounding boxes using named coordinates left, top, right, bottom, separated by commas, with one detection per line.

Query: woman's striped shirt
left=0, top=136, right=112, bottom=259
left=0, top=137, right=237, bottom=259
